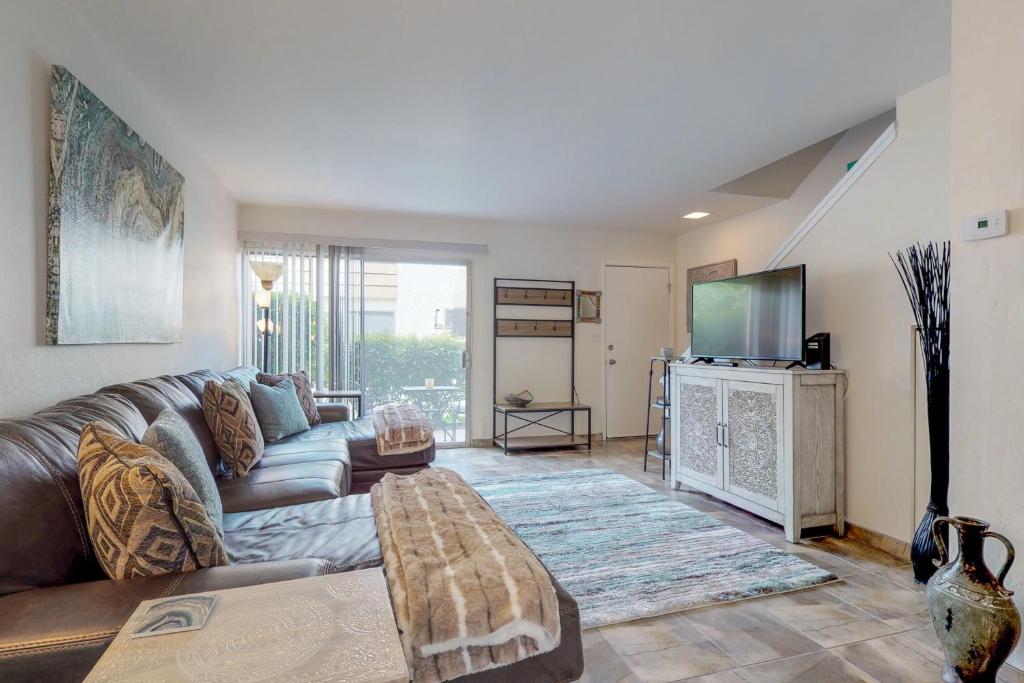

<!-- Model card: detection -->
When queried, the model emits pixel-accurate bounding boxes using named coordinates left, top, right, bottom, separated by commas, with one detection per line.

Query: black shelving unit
left=493, top=278, right=591, bottom=455
left=644, top=355, right=682, bottom=479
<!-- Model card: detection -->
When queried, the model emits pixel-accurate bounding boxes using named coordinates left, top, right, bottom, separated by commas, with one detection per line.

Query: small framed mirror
left=576, top=290, right=601, bottom=323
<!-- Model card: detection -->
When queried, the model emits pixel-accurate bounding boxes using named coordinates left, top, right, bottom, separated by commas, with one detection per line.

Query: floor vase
left=927, top=516, right=1020, bottom=683
left=892, top=241, right=951, bottom=583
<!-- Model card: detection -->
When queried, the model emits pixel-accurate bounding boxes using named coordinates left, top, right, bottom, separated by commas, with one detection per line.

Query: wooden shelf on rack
left=492, top=435, right=591, bottom=451
left=496, top=287, right=573, bottom=307
left=496, top=318, right=572, bottom=337
left=494, top=401, right=590, bottom=413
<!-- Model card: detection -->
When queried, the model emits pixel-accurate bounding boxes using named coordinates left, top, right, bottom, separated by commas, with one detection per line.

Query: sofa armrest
left=318, top=402, right=351, bottom=423
left=0, top=559, right=330, bottom=682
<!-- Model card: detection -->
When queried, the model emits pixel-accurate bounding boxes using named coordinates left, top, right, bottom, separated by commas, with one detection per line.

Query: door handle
left=723, top=422, right=729, bottom=448
left=608, top=359, right=616, bottom=365
left=716, top=422, right=722, bottom=446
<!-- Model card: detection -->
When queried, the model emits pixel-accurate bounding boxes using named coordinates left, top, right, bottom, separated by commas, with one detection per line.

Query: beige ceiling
left=68, top=0, right=951, bottom=233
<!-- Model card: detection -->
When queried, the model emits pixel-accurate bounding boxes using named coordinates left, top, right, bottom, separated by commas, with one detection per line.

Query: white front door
left=604, top=265, right=671, bottom=438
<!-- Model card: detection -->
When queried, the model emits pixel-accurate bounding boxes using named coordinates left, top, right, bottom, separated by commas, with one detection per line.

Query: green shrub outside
left=359, top=332, right=466, bottom=422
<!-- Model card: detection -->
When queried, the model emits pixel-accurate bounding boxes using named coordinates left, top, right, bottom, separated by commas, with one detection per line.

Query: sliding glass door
left=360, top=259, right=469, bottom=446
left=242, top=244, right=469, bottom=446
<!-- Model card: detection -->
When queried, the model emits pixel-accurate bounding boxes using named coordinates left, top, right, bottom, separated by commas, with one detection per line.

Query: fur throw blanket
left=370, top=468, right=561, bottom=682
left=372, top=402, right=434, bottom=455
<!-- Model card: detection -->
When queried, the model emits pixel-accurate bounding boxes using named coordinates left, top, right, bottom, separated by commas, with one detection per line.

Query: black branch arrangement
left=891, top=241, right=951, bottom=583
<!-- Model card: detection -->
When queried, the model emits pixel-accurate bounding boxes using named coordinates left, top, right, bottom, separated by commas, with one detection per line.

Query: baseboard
left=844, top=521, right=911, bottom=562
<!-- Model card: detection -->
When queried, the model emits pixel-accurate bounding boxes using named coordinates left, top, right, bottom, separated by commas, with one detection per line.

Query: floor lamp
left=248, top=259, right=283, bottom=372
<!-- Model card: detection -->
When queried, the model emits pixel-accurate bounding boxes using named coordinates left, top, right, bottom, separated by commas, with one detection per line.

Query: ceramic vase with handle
left=927, top=516, right=1021, bottom=683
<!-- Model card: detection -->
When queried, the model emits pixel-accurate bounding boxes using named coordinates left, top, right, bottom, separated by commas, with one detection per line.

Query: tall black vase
left=912, top=365, right=950, bottom=583
left=892, top=242, right=951, bottom=585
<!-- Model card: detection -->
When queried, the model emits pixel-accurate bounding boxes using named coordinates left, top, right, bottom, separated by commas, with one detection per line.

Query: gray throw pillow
left=142, top=409, right=223, bottom=535
left=249, top=378, right=310, bottom=443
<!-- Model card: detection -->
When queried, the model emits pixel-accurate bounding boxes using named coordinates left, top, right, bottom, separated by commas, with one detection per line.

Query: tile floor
left=434, top=438, right=1023, bottom=683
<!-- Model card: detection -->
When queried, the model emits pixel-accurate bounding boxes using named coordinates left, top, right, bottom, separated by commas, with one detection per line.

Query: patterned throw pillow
left=249, top=378, right=311, bottom=443
left=77, top=421, right=228, bottom=579
left=256, top=370, right=321, bottom=426
left=142, top=409, right=223, bottom=534
left=202, top=379, right=265, bottom=477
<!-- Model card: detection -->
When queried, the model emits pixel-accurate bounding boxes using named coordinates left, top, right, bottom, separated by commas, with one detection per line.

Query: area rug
left=469, top=468, right=838, bottom=629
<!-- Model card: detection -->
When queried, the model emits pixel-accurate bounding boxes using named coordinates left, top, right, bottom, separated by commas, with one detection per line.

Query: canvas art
left=686, top=259, right=737, bottom=332
left=47, top=65, right=184, bottom=345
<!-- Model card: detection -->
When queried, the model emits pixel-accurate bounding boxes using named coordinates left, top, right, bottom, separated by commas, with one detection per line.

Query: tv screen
left=691, top=265, right=805, bottom=361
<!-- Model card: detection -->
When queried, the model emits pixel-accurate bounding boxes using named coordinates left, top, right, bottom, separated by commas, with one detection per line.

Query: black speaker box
left=805, top=332, right=830, bottom=370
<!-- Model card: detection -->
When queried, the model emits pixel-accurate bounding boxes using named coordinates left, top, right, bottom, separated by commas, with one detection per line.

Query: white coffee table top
left=86, top=568, right=409, bottom=683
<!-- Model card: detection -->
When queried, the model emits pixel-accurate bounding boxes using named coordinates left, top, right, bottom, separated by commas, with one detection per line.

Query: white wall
left=0, top=0, right=239, bottom=416
left=673, top=110, right=895, bottom=348
left=239, top=204, right=677, bottom=441
left=675, top=77, right=951, bottom=542
left=949, top=0, right=1024, bottom=667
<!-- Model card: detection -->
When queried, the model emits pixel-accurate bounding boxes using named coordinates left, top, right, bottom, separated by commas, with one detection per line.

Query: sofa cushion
left=316, top=402, right=350, bottom=423
left=0, top=392, right=149, bottom=595
left=249, top=378, right=309, bottom=443
left=283, top=417, right=436, bottom=472
left=258, top=437, right=350, bottom=468
left=217, top=460, right=349, bottom=513
left=257, top=370, right=321, bottom=426
left=223, top=495, right=380, bottom=573
left=77, top=422, right=228, bottom=579
left=202, top=379, right=264, bottom=477
left=142, top=409, right=223, bottom=534
left=98, top=375, right=222, bottom=472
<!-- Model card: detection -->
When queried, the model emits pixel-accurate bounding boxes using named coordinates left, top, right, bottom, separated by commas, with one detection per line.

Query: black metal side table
left=313, top=390, right=363, bottom=419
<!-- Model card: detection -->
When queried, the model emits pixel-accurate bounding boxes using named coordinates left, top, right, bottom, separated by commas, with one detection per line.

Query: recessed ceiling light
left=683, top=211, right=711, bottom=220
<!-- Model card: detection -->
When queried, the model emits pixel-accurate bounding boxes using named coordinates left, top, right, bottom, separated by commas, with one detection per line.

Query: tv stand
left=785, top=360, right=806, bottom=370
left=670, top=363, right=847, bottom=542
left=690, top=357, right=739, bottom=367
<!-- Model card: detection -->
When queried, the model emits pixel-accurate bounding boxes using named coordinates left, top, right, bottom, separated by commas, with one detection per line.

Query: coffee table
left=85, top=568, right=409, bottom=683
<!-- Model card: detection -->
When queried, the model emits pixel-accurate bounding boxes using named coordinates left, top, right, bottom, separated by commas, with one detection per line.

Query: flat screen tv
left=690, top=265, right=806, bottom=362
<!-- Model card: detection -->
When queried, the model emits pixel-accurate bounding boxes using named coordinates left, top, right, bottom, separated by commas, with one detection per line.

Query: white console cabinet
left=669, top=363, right=846, bottom=542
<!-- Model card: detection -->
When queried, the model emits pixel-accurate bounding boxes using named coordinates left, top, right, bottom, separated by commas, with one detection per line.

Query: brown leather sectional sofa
left=0, top=367, right=583, bottom=682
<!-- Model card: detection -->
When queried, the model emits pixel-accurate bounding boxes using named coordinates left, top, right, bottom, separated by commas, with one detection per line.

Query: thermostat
left=961, top=210, right=1008, bottom=241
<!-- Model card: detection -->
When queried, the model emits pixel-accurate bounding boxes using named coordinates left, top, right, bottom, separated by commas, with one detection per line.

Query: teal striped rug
left=470, top=468, right=838, bottom=629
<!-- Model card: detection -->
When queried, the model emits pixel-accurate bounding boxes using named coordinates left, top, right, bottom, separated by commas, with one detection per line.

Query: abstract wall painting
left=686, top=259, right=737, bottom=332
left=47, top=65, right=184, bottom=345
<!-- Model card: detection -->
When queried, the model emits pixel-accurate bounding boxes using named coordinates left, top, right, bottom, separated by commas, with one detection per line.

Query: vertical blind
left=241, top=242, right=363, bottom=390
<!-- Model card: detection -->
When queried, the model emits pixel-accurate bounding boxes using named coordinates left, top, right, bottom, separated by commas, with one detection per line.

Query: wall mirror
left=576, top=290, right=601, bottom=323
